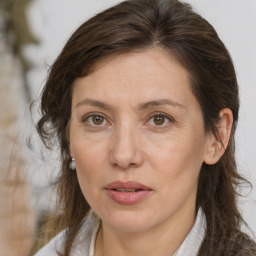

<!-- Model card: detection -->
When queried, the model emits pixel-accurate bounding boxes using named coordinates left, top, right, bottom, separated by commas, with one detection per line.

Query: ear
left=203, top=108, right=233, bottom=165
left=65, top=121, right=73, bottom=157
left=69, top=145, right=74, bottom=158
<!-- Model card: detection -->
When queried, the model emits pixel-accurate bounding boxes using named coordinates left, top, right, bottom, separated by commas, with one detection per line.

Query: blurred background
left=0, top=0, right=255, bottom=255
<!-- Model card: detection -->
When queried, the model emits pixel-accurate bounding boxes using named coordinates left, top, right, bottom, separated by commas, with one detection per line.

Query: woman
left=34, top=0, right=256, bottom=255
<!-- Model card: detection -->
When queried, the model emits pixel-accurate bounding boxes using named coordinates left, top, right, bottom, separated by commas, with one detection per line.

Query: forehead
left=72, top=48, right=194, bottom=107
left=90, top=48, right=189, bottom=81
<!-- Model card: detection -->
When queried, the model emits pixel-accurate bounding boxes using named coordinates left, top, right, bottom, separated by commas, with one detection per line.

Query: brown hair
left=36, top=0, right=256, bottom=255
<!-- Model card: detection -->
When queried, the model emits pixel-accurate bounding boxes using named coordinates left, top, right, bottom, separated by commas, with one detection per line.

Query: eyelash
left=146, top=112, right=174, bottom=128
left=82, top=112, right=174, bottom=128
left=82, top=113, right=110, bottom=127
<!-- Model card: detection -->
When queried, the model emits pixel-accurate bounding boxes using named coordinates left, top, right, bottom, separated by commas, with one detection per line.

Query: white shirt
left=34, top=208, right=206, bottom=256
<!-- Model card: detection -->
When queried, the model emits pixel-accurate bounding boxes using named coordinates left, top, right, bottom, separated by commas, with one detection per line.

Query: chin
left=100, top=209, right=156, bottom=233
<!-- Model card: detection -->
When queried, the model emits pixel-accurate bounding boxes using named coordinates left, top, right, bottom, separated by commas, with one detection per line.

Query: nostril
left=109, top=137, right=144, bottom=169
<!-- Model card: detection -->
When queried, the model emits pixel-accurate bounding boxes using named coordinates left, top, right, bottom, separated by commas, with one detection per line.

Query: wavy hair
left=36, top=0, right=256, bottom=255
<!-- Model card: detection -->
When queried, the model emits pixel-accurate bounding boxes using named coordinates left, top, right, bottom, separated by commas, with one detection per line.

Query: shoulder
left=217, top=231, right=256, bottom=256
left=34, top=231, right=65, bottom=256
left=231, top=232, right=256, bottom=256
left=199, top=227, right=256, bottom=255
left=34, top=210, right=100, bottom=256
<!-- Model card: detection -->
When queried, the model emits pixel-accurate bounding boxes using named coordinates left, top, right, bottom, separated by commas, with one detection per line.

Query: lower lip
left=106, top=189, right=152, bottom=205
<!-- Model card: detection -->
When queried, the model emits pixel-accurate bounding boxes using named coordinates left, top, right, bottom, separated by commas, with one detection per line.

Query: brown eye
left=153, top=115, right=165, bottom=125
left=92, top=115, right=104, bottom=125
left=85, top=115, right=107, bottom=126
left=148, top=114, right=172, bottom=127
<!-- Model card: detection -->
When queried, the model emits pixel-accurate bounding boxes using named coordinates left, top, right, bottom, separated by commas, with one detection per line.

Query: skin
left=69, top=48, right=232, bottom=256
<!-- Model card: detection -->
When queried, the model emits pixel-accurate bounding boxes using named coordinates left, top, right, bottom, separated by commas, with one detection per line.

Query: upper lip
left=105, top=181, right=152, bottom=190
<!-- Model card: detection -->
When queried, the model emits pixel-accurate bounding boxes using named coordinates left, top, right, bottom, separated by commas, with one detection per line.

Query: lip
left=105, top=181, right=153, bottom=205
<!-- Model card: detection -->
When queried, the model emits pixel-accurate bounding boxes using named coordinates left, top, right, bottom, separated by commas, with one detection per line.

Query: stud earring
left=69, top=158, right=76, bottom=170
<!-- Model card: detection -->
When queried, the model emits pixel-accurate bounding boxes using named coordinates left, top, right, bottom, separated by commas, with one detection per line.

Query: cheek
left=75, top=145, right=104, bottom=178
left=72, top=139, right=107, bottom=193
left=147, top=131, right=205, bottom=171
left=71, top=128, right=107, bottom=164
left=145, top=131, right=206, bottom=197
left=74, top=149, right=106, bottom=210
left=152, top=137, right=204, bottom=205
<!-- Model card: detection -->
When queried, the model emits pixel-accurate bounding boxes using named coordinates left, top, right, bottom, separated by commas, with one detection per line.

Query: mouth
left=105, top=180, right=152, bottom=190
left=105, top=181, right=153, bottom=205
left=112, top=189, right=142, bottom=192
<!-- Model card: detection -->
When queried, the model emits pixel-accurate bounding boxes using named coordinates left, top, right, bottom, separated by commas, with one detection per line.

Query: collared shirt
left=34, top=208, right=206, bottom=256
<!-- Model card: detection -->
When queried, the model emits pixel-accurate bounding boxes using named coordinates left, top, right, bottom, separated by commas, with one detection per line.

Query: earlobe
left=203, top=108, right=233, bottom=165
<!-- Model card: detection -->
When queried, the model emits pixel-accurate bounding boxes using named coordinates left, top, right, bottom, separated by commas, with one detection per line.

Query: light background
left=24, top=0, right=256, bottom=234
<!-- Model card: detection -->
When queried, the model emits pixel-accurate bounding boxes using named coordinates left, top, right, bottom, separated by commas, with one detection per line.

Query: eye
left=148, top=114, right=172, bottom=127
left=84, top=114, right=108, bottom=126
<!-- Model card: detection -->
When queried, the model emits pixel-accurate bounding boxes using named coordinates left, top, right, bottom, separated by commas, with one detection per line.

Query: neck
left=95, top=206, right=196, bottom=256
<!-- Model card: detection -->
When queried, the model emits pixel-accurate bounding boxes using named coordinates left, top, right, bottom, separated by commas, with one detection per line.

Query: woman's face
left=70, top=48, right=213, bottom=233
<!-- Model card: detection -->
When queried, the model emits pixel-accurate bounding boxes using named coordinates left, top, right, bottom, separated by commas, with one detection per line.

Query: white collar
left=175, top=208, right=206, bottom=256
left=89, top=220, right=101, bottom=256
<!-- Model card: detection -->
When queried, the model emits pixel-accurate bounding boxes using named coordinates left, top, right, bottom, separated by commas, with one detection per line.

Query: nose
left=109, top=125, right=144, bottom=170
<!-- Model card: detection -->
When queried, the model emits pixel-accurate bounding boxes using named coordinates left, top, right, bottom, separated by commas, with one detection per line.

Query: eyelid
left=82, top=112, right=111, bottom=126
left=81, top=111, right=174, bottom=127
left=146, top=112, right=175, bottom=127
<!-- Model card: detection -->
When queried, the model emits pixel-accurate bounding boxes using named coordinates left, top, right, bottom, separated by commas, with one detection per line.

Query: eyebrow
left=138, top=99, right=184, bottom=110
left=76, top=98, right=184, bottom=110
left=76, top=99, right=113, bottom=110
